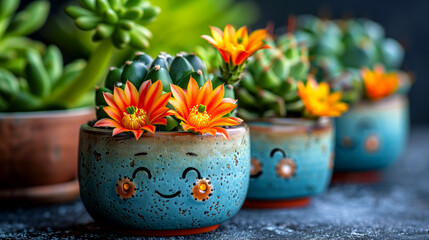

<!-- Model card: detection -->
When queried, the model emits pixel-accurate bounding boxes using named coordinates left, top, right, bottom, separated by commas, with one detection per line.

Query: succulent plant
left=235, top=34, right=310, bottom=119
left=0, top=0, right=49, bottom=75
left=0, top=46, right=87, bottom=112
left=48, top=0, right=160, bottom=107
left=95, top=51, right=208, bottom=129
left=293, top=15, right=405, bottom=103
left=0, top=0, right=90, bottom=112
left=65, top=0, right=160, bottom=49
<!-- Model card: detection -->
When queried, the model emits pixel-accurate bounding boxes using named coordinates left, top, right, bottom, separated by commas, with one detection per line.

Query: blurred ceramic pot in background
left=244, top=118, right=334, bottom=209
left=78, top=123, right=250, bottom=236
left=333, top=95, right=409, bottom=183
left=0, top=108, right=94, bottom=204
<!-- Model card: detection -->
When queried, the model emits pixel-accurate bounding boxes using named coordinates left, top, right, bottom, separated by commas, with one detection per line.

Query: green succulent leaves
left=236, top=35, right=310, bottom=119
left=66, top=0, right=160, bottom=49
left=294, top=15, right=405, bottom=104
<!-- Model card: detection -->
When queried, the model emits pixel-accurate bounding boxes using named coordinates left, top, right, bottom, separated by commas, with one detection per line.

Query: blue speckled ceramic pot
left=334, top=95, right=409, bottom=172
left=78, top=123, right=250, bottom=235
left=245, top=118, right=334, bottom=208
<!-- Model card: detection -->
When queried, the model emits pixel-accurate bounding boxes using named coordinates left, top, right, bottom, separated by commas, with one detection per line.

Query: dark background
left=22, top=0, right=429, bottom=125
left=244, top=0, right=429, bottom=125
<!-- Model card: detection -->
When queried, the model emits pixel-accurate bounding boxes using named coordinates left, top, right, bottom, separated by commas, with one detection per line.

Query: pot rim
left=0, top=106, right=94, bottom=119
left=349, top=94, right=407, bottom=110
left=245, top=116, right=330, bottom=125
left=81, top=122, right=248, bottom=138
left=245, top=117, right=332, bottom=133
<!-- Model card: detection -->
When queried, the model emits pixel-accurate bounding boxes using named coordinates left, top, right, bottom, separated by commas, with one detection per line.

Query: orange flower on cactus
left=361, top=65, right=399, bottom=100
left=201, top=24, right=271, bottom=66
left=94, top=80, right=172, bottom=140
left=169, top=77, right=243, bottom=139
left=298, top=78, right=348, bottom=117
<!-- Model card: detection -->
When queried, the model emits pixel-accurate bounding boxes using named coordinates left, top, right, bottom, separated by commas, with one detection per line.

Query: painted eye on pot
left=182, top=167, right=202, bottom=179
left=276, top=158, right=296, bottom=179
left=132, top=167, right=152, bottom=179
left=191, top=178, right=212, bottom=201
left=340, top=136, right=355, bottom=148
left=116, top=177, right=136, bottom=199
left=250, top=158, right=262, bottom=178
left=364, top=133, right=380, bottom=153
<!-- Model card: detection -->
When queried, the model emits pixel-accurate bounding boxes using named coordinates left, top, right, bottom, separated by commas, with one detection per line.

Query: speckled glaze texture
left=334, top=95, right=409, bottom=171
left=247, top=118, right=334, bottom=200
left=78, top=124, right=250, bottom=230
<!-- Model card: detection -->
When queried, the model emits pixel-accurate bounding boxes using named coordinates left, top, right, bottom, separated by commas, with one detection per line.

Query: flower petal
left=141, top=124, right=156, bottom=133
left=113, top=86, right=129, bottom=113
left=103, top=106, right=122, bottom=122
left=125, top=81, right=139, bottom=106
left=94, top=118, right=121, bottom=128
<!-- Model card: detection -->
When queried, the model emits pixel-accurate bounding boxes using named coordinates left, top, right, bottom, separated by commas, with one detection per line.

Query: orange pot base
left=331, top=170, right=381, bottom=184
left=243, top=197, right=310, bottom=209
left=109, top=224, right=220, bottom=237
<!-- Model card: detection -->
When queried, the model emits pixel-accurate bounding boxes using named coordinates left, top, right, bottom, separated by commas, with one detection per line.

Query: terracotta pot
left=0, top=108, right=94, bottom=203
left=78, top=123, right=250, bottom=236
left=333, top=95, right=409, bottom=183
left=244, top=118, right=334, bottom=208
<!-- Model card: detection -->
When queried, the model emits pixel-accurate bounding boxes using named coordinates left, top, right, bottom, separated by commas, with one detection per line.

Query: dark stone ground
left=1, top=127, right=428, bottom=240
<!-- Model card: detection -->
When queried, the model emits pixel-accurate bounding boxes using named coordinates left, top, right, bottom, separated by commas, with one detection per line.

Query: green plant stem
left=50, top=38, right=115, bottom=106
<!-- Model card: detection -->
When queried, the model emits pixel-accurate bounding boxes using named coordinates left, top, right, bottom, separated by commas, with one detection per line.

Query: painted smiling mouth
left=155, top=190, right=181, bottom=198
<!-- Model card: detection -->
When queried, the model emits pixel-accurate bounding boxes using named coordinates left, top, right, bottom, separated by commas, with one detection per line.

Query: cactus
left=95, top=51, right=208, bottom=129
left=235, top=34, right=310, bottom=119
left=294, top=15, right=406, bottom=103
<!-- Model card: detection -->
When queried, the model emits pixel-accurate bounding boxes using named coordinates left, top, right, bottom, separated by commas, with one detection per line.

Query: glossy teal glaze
left=247, top=118, right=334, bottom=200
left=334, top=95, right=409, bottom=171
left=78, top=124, right=250, bottom=230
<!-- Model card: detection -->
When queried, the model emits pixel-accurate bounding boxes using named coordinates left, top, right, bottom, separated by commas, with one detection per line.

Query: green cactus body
left=96, top=52, right=208, bottom=124
left=236, top=34, right=310, bottom=118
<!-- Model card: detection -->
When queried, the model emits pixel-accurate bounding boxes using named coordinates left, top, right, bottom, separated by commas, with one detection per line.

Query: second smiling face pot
left=244, top=118, right=334, bottom=208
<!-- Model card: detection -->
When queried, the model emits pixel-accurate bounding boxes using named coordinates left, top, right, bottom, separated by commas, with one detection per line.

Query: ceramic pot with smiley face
left=333, top=95, right=409, bottom=183
left=78, top=123, right=250, bottom=236
left=244, top=118, right=334, bottom=208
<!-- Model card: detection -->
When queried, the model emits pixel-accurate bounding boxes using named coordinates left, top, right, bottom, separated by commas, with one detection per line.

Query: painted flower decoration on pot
left=361, top=65, right=400, bottom=101
left=201, top=25, right=271, bottom=85
left=94, top=80, right=171, bottom=139
left=169, top=77, right=242, bottom=139
left=298, top=78, right=349, bottom=117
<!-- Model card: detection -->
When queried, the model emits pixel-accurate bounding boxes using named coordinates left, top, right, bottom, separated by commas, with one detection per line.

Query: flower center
left=188, top=104, right=211, bottom=129
left=122, top=106, right=148, bottom=130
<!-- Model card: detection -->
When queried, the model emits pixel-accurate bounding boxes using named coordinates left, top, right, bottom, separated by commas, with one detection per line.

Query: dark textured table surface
left=1, top=127, right=428, bottom=240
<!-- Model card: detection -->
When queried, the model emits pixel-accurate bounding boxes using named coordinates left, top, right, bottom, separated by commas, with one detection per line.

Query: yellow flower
left=361, top=65, right=399, bottom=100
left=201, top=24, right=271, bottom=66
left=298, top=78, right=348, bottom=117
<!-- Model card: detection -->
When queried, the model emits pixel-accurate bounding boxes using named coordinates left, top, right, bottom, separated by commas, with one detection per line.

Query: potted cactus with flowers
left=294, top=16, right=412, bottom=183
left=77, top=25, right=272, bottom=235
left=203, top=29, right=349, bottom=208
left=0, top=0, right=159, bottom=203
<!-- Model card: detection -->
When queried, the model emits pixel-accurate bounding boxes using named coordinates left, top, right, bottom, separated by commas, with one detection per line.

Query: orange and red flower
left=298, top=78, right=348, bottom=117
left=201, top=24, right=271, bottom=66
left=168, top=77, right=242, bottom=139
left=94, top=80, right=171, bottom=140
left=361, top=65, right=399, bottom=100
